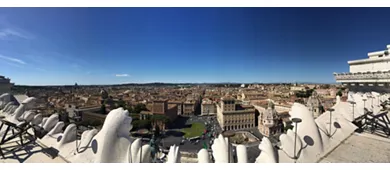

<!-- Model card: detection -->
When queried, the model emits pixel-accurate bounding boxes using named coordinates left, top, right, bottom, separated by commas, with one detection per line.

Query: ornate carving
left=335, top=71, right=390, bottom=80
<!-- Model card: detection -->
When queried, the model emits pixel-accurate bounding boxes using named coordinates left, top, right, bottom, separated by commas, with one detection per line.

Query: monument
left=258, top=100, right=283, bottom=137
left=306, top=91, right=324, bottom=118
left=334, top=44, right=390, bottom=93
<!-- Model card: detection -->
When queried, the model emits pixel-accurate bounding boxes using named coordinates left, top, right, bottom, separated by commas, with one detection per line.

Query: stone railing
left=1, top=92, right=389, bottom=163
left=334, top=71, right=390, bottom=81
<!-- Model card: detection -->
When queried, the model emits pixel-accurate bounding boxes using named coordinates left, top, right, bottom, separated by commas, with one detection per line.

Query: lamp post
left=139, top=138, right=143, bottom=163
left=328, top=108, right=334, bottom=137
left=363, top=99, right=367, bottom=114
left=311, top=105, right=314, bottom=118
left=222, top=130, right=235, bottom=163
left=370, top=96, right=374, bottom=107
left=74, top=125, right=78, bottom=155
left=291, top=118, right=302, bottom=161
left=73, top=119, right=81, bottom=155
left=349, top=101, right=356, bottom=121
left=377, top=97, right=380, bottom=107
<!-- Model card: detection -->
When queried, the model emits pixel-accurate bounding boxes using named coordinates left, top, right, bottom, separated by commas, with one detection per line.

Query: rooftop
left=319, top=132, right=390, bottom=163
left=0, top=137, right=67, bottom=163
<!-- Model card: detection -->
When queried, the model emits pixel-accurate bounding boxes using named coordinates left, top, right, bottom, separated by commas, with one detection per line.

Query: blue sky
left=0, top=8, right=390, bottom=85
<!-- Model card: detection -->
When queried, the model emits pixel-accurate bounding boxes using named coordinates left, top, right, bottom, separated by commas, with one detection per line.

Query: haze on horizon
left=1, top=8, right=390, bottom=86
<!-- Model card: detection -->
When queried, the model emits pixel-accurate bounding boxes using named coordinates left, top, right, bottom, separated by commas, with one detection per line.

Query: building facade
left=183, top=101, right=196, bottom=116
left=334, top=44, right=390, bottom=92
left=201, top=98, right=216, bottom=116
left=241, top=92, right=265, bottom=101
left=216, top=96, right=256, bottom=131
left=152, top=100, right=168, bottom=114
left=141, top=100, right=178, bottom=131
left=168, top=101, right=183, bottom=115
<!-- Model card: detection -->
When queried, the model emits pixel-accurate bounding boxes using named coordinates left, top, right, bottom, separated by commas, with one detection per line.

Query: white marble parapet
left=1, top=92, right=390, bottom=163
left=334, top=71, right=390, bottom=83
left=368, top=50, right=387, bottom=57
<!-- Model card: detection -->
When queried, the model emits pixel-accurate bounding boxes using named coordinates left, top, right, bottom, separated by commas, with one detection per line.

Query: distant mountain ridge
left=13, top=81, right=338, bottom=87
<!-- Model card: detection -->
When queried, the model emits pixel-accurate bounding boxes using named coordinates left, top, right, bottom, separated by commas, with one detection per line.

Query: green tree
left=154, top=125, right=161, bottom=138
left=132, top=119, right=152, bottom=130
left=132, top=120, right=140, bottom=131
left=306, top=89, right=314, bottom=97
left=116, top=99, right=126, bottom=108
left=138, top=120, right=152, bottom=129
left=319, top=105, right=325, bottom=113
left=133, top=103, right=148, bottom=113
left=127, top=106, right=134, bottom=113
left=284, top=122, right=294, bottom=132
left=336, top=90, right=343, bottom=97
left=152, top=115, right=169, bottom=124
left=100, top=104, right=106, bottom=114
left=129, top=113, right=140, bottom=120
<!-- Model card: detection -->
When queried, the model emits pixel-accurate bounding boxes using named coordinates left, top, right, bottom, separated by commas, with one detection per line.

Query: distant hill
left=13, top=81, right=336, bottom=88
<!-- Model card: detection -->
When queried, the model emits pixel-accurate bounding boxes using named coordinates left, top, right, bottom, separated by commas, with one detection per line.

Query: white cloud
left=0, top=28, right=30, bottom=39
left=115, top=74, right=130, bottom=77
left=0, top=54, right=26, bottom=65
left=2, top=60, right=24, bottom=68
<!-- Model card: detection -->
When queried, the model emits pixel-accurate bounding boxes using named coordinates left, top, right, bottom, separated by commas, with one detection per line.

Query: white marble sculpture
left=211, top=134, right=234, bottom=163
left=287, top=103, right=323, bottom=163
left=1, top=91, right=389, bottom=164
left=255, top=137, right=277, bottom=163
left=167, top=145, right=181, bottom=163
left=197, top=135, right=248, bottom=163
left=197, top=149, right=210, bottom=163
left=0, top=93, right=12, bottom=109
left=38, top=107, right=154, bottom=163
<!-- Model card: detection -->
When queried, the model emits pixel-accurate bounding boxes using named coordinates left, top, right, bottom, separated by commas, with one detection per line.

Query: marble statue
left=236, top=144, right=248, bottom=163
left=0, top=93, right=18, bottom=109
left=255, top=137, right=277, bottom=163
left=211, top=134, right=233, bottom=163
left=37, top=107, right=154, bottom=163
left=167, top=145, right=181, bottom=163
left=1, top=91, right=389, bottom=164
left=197, top=134, right=248, bottom=163
left=288, top=103, right=323, bottom=162
left=197, top=149, right=210, bottom=163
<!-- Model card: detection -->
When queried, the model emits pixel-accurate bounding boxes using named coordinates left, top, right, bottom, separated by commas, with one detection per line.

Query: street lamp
left=349, top=101, right=356, bottom=121
left=363, top=99, right=367, bottom=114
left=74, top=125, right=79, bottom=155
left=370, top=96, right=374, bottom=107
left=139, top=138, right=143, bottom=163
left=291, top=118, right=302, bottom=161
left=73, top=120, right=81, bottom=155
left=327, top=108, right=334, bottom=137
left=377, top=97, right=380, bottom=107
left=222, top=130, right=235, bottom=163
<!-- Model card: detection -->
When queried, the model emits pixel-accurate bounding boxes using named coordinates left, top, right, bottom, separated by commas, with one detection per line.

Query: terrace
left=1, top=91, right=390, bottom=163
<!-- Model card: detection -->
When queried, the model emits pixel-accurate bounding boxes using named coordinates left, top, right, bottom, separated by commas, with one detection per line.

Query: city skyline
left=1, top=8, right=390, bottom=85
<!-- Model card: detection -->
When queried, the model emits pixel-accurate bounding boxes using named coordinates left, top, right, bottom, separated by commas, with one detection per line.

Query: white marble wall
left=1, top=92, right=389, bottom=164
left=349, top=58, right=390, bottom=73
